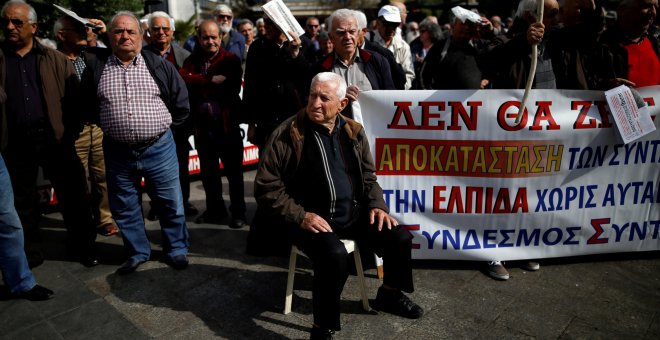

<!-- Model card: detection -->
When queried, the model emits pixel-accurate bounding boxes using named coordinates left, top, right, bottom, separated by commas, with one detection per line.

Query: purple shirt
left=98, top=53, right=171, bottom=143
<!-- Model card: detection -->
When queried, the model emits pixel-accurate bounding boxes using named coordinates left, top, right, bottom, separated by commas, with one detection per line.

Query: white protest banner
left=360, top=87, right=660, bottom=260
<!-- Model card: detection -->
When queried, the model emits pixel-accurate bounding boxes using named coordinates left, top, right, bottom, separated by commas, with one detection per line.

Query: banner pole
left=515, top=0, right=545, bottom=124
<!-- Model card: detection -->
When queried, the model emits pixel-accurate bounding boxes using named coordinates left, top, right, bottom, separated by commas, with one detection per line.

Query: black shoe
left=195, top=210, right=228, bottom=224
left=80, top=255, right=99, bottom=267
left=183, top=202, right=198, bottom=216
left=12, top=285, right=54, bottom=301
left=116, top=258, right=145, bottom=275
left=374, top=286, right=424, bottom=319
left=146, top=209, right=158, bottom=221
left=169, top=254, right=189, bottom=270
left=229, top=217, right=248, bottom=229
left=310, top=327, right=334, bottom=340
left=26, top=250, right=44, bottom=269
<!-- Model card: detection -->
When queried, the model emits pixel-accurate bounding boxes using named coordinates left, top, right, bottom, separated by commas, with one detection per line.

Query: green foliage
left=174, top=14, right=197, bottom=46
left=1, top=0, right=142, bottom=38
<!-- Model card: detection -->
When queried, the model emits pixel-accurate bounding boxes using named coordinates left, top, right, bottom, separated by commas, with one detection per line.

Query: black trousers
left=3, top=129, right=96, bottom=256
left=196, top=127, right=246, bottom=218
left=293, top=219, right=414, bottom=330
left=174, top=132, right=191, bottom=203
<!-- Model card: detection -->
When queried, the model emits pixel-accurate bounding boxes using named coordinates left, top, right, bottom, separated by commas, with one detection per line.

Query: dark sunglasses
left=0, top=18, right=28, bottom=27
left=150, top=26, right=171, bottom=33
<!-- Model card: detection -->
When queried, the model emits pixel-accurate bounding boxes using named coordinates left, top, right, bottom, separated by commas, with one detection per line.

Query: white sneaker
left=487, top=261, right=510, bottom=280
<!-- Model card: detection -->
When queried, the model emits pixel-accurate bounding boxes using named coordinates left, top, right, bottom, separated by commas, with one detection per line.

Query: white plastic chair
left=284, top=239, right=370, bottom=314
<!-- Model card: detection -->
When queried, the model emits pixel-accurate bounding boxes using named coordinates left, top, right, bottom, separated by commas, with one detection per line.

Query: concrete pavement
left=2, top=170, right=660, bottom=339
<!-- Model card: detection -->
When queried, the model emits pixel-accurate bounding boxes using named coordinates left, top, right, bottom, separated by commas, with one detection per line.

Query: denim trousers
left=0, top=154, right=36, bottom=294
left=104, top=129, right=189, bottom=262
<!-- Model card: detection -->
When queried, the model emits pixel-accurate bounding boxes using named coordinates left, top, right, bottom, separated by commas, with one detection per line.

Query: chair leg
left=352, top=245, right=371, bottom=312
left=284, top=246, right=298, bottom=314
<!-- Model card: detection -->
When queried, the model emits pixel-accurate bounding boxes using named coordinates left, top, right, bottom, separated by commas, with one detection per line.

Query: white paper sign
left=261, top=0, right=305, bottom=41
left=53, top=4, right=101, bottom=29
left=605, top=85, right=656, bottom=144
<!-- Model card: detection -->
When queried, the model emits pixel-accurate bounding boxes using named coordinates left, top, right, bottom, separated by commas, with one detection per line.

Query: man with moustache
left=179, top=20, right=248, bottom=229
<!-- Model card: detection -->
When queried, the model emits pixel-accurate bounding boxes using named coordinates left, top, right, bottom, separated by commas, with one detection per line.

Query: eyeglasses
left=307, top=24, right=319, bottom=28
left=382, top=21, right=400, bottom=28
left=216, top=14, right=232, bottom=20
left=0, top=18, right=28, bottom=28
left=150, top=26, right=171, bottom=33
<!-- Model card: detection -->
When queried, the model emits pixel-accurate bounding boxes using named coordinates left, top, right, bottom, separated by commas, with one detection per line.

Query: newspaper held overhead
left=605, top=85, right=656, bottom=144
left=451, top=6, right=482, bottom=24
left=261, top=0, right=305, bottom=41
left=53, top=4, right=102, bottom=29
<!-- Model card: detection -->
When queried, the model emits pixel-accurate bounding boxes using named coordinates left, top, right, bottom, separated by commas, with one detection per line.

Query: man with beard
left=213, top=4, right=246, bottom=64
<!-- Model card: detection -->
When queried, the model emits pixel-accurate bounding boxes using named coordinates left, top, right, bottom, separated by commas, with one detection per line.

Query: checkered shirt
left=97, top=53, right=172, bottom=144
left=71, top=55, right=86, bottom=80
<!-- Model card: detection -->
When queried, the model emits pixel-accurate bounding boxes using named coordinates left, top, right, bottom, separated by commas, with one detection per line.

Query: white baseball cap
left=378, top=5, right=401, bottom=23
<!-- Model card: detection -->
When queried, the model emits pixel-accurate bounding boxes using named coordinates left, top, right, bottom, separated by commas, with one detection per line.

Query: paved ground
left=2, top=170, right=660, bottom=339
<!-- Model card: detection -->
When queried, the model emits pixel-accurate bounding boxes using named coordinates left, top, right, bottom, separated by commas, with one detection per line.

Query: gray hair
left=1, top=0, right=37, bottom=23
left=53, top=16, right=66, bottom=37
left=353, top=10, right=367, bottom=31
left=311, top=72, right=347, bottom=100
left=214, top=4, right=233, bottom=16
left=237, top=18, right=254, bottom=29
left=109, top=11, right=143, bottom=34
left=149, top=11, right=175, bottom=31
left=419, top=21, right=443, bottom=41
left=328, top=8, right=359, bottom=32
left=516, top=0, right=540, bottom=19
left=256, top=18, right=265, bottom=26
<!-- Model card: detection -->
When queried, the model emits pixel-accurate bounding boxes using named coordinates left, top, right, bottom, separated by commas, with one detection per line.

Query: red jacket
left=179, top=47, right=243, bottom=132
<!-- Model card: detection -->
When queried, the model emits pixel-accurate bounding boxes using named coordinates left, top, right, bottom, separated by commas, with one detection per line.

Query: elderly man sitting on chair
left=254, top=72, right=423, bottom=340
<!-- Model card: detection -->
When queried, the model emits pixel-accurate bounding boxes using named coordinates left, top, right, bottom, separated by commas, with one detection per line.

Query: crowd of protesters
left=0, top=0, right=658, bottom=338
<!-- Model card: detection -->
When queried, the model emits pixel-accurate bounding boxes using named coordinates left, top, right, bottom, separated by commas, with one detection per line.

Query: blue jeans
left=104, top=129, right=189, bottom=262
left=0, top=154, right=37, bottom=294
